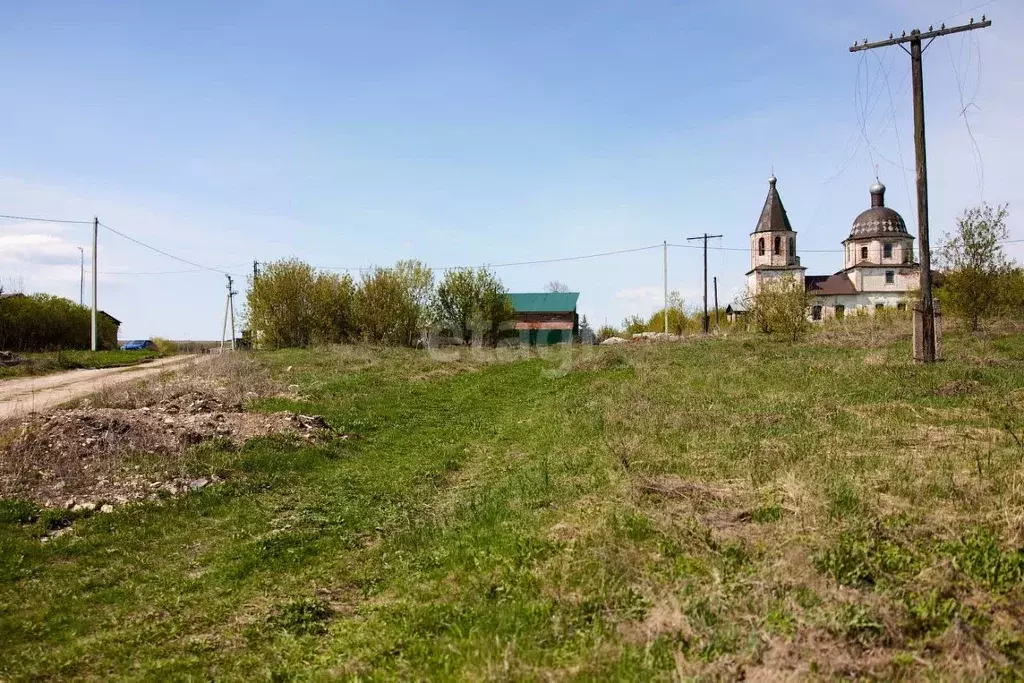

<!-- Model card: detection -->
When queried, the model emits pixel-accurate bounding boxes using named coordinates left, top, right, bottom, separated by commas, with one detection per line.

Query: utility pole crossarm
left=849, top=17, right=991, bottom=52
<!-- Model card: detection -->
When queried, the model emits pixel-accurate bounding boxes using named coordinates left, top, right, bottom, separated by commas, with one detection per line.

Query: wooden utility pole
left=253, top=260, right=259, bottom=281
left=713, top=276, right=720, bottom=331
left=686, top=233, right=722, bottom=334
left=850, top=17, right=991, bottom=363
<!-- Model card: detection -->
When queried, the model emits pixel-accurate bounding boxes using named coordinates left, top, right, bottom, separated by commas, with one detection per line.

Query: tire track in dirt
left=0, top=356, right=205, bottom=420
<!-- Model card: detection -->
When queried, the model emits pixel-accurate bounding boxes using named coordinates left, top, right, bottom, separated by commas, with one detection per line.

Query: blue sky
left=1, top=0, right=1020, bottom=339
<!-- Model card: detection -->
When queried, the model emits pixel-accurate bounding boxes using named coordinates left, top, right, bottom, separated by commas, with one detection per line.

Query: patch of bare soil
left=0, top=387, right=333, bottom=510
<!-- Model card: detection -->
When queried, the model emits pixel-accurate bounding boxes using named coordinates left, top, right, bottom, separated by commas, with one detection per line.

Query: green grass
left=0, top=349, right=161, bottom=379
left=1, top=329, right=1024, bottom=679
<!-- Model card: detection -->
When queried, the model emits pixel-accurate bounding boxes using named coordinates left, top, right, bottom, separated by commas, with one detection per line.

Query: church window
left=789, top=237, right=795, bottom=255
left=811, top=305, right=822, bottom=321
left=860, top=246, right=868, bottom=260
left=774, top=236, right=781, bottom=255
left=885, top=271, right=894, bottom=284
left=883, top=243, right=893, bottom=259
left=758, top=238, right=764, bottom=256
left=835, top=305, right=845, bottom=319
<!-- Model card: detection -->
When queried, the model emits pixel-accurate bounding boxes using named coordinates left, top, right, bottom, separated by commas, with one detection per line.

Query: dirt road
left=0, top=356, right=202, bottom=421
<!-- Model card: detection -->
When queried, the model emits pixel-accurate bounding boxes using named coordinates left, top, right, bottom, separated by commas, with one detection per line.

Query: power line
left=0, top=213, right=92, bottom=225
left=947, top=31, right=985, bottom=199
left=872, top=49, right=916, bottom=215
left=98, top=222, right=238, bottom=275
left=310, top=243, right=666, bottom=272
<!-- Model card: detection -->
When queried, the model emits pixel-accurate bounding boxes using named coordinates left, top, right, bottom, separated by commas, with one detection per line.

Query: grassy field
left=1, top=325, right=1024, bottom=679
left=0, top=350, right=162, bottom=380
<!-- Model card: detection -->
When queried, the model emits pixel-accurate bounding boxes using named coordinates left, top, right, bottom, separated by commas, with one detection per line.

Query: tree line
left=244, top=259, right=517, bottom=349
left=0, top=294, right=119, bottom=351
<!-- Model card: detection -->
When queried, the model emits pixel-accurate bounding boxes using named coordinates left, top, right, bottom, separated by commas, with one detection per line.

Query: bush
left=622, top=315, right=647, bottom=336
left=354, top=261, right=433, bottom=346
left=434, top=268, right=513, bottom=346
left=0, top=294, right=118, bottom=351
left=245, top=259, right=356, bottom=349
left=151, top=337, right=178, bottom=354
left=938, top=203, right=1014, bottom=331
left=747, top=275, right=810, bottom=341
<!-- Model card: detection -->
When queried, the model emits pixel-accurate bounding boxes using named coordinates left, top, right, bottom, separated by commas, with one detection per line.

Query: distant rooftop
left=507, top=292, right=579, bottom=313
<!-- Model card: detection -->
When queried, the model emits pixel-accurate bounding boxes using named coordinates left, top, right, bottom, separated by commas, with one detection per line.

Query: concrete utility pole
left=850, top=16, right=991, bottom=363
left=663, top=241, right=668, bottom=334
left=221, top=274, right=237, bottom=352
left=91, top=217, right=98, bottom=351
left=686, top=233, right=723, bottom=334
left=77, top=246, right=84, bottom=307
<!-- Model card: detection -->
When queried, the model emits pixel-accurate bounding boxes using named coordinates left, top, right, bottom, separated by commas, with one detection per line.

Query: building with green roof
left=507, top=292, right=579, bottom=346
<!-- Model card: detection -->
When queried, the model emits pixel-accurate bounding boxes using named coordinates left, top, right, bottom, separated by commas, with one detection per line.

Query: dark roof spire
left=755, top=175, right=794, bottom=233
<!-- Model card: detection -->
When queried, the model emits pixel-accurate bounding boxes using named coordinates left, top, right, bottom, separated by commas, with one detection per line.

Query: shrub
left=938, top=203, right=1014, bottom=331
left=434, top=268, right=513, bottom=346
left=622, top=315, right=647, bottom=336
left=643, top=290, right=691, bottom=334
left=747, top=275, right=810, bottom=341
left=151, top=337, right=178, bottom=354
left=354, top=260, right=433, bottom=346
left=245, top=259, right=355, bottom=349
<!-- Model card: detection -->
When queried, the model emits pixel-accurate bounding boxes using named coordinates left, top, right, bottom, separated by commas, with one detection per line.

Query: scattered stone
left=297, top=414, right=329, bottom=430
left=601, top=337, right=629, bottom=345
left=0, top=350, right=25, bottom=367
left=100, top=504, right=114, bottom=513
left=188, top=478, right=209, bottom=490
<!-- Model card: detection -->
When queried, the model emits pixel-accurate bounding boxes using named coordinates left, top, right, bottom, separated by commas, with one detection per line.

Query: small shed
left=508, top=292, right=579, bottom=346
left=98, top=311, right=122, bottom=350
left=726, top=303, right=748, bottom=324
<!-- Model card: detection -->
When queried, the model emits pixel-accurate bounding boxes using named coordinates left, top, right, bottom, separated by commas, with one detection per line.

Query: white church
left=745, top=175, right=919, bottom=320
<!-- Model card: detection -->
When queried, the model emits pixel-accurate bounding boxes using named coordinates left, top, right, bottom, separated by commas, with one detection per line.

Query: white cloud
left=0, top=233, right=81, bottom=265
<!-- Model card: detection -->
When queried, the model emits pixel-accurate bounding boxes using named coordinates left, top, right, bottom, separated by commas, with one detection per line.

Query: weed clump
left=944, top=529, right=1024, bottom=592
left=813, top=525, right=920, bottom=588
left=268, top=598, right=334, bottom=636
left=0, top=499, right=39, bottom=525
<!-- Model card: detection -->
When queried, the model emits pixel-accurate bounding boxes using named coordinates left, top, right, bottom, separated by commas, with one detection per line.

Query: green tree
left=246, top=259, right=355, bottom=348
left=596, top=324, right=619, bottom=342
left=748, top=275, right=809, bottom=341
left=435, top=268, right=513, bottom=346
left=645, top=290, right=689, bottom=334
left=938, top=203, right=1012, bottom=331
left=622, top=314, right=647, bottom=336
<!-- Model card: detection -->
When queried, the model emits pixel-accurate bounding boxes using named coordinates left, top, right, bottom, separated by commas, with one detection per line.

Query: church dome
left=848, top=182, right=909, bottom=240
